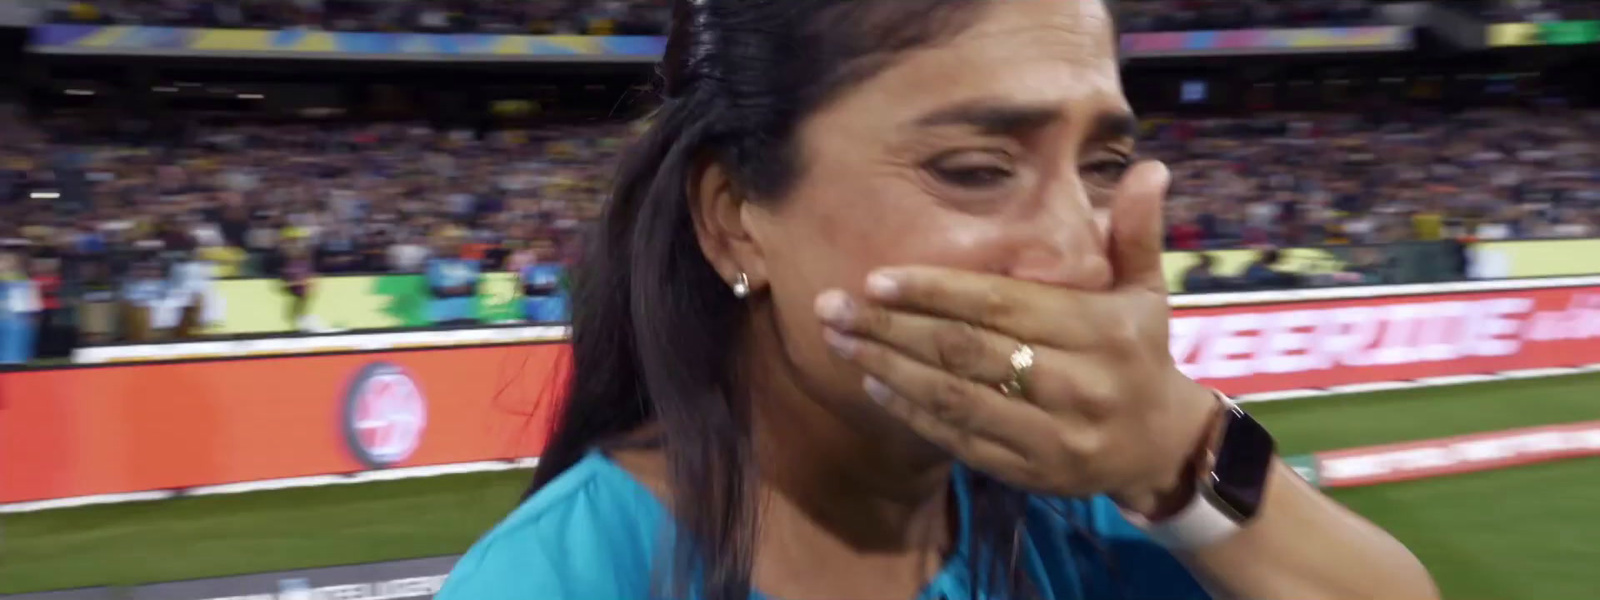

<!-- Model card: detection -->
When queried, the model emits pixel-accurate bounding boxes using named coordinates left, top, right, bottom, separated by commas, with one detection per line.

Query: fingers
left=823, top=327, right=1066, bottom=458
left=853, top=267, right=1121, bottom=350
left=836, top=333, right=1115, bottom=496
left=815, top=290, right=1016, bottom=383
left=1109, top=160, right=1171, bottom=294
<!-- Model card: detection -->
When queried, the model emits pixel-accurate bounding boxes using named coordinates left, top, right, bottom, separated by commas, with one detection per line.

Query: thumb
left=1109, top=160, right=1171, bottom=293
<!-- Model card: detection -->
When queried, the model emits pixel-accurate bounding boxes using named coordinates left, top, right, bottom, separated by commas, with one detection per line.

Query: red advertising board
left=4, top=283, right=1599, bottom=505
left=0, top=345, right=567, bottom=504
left=1314, top=420, right=1600, bottom=489
left=1173, top=284, right=1600, bottom=396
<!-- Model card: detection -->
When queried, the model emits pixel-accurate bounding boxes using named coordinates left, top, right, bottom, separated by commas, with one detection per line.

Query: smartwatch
left=1143, top=392, right=1277, bottom=550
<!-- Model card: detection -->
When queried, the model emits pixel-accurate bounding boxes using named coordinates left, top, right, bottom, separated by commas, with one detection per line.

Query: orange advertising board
left=0, top=345, right=568, bottom=504
left=1172, top=284, right=1600, bottom=395
left=5, top=283, right=1600, bottom=505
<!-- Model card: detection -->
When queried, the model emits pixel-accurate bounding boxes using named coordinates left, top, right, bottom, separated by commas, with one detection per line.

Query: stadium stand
left=1153, top=109, right=1600, bottom=249
left=1115, top=0, right=1381, bottom=33
left=1475, top=0, right=1600, bottom=23
left=2, top=116, right=617, bottom=275
left=44, top=0, right=673, bottom=35
left=2, top=0, right=1598, bottom=359
left=4, top=107, right=1596, bottom=281
left=43, top=0, right=1438, bottom=35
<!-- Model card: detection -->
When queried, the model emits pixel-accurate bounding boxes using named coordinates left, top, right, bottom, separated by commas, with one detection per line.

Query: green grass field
left=5, top=373, right=1600, bottom=597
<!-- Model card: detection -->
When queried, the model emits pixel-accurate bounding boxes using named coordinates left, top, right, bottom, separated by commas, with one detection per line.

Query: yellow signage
left=1488, top=21, right=1600, bottom=47
left=1161, top=248, right=1348, bottom=292
left=1469, top=239, right=1600, bottom=279
left=206, top=273, right=522, bottom=334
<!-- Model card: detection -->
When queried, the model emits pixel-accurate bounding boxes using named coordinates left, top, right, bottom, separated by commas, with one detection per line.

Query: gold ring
left=998, top=344, right=1034, bottom=398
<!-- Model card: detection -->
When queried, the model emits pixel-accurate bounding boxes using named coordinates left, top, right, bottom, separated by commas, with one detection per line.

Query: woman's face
left=738, top=0, right=1134, bottom=440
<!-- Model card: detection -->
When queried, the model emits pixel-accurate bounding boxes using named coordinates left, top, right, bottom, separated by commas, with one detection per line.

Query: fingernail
left=863, top=376, right=892, bottom=405
left=822, top=328, right=857, bottom=358
left=814, top=290, right=855, bottom=326
left=866, top=272, right=899, bottom=300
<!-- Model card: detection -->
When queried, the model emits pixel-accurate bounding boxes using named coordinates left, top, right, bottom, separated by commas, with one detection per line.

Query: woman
left=118, top=251, right=168, bottom=343
left=515, top=237, right=570, bottom=324
left=0, top=250, right=42, bottom=364
left=424, top=225, right=483, bottom=326
left=441, top=1, right=1437, bottom=599
left=279, top=241, right=315, bottom=331
left=26, top=255, right=64, bottom=358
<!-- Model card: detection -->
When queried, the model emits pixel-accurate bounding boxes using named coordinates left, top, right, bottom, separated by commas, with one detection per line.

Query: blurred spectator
left=46, top=0, right=1435, bottom=37
left=119, top=253, right=168, bottom=342
left=168, top=245, right=218, bottom=339
left=425, top=225, right=481, bottom=326
left=515, top=237, right=569, bottom=324
left=1151, top=109, right=1600, bottom=249
left=28, top=256, right=72, bottom=359
left=47, top=0, right=674, bottom=36
left=1117, top=0, right=1378, bottom=33
left=0, top=95, right=1594, bottom=351
left=1180, top=252, right=1232, bottom=293
left=0, top=249, right=43, bottom=365
left=1343, top=246, right=1396, bottom=285
left=1477, top=0, right=1600, bottom=23
left=388, top=230, right=432, bottom=272
left=279, top=241, right=316, bottom=331
left=1242, top=248, right=1304, bottom=290
left=77, top=258, right=119, bottom=345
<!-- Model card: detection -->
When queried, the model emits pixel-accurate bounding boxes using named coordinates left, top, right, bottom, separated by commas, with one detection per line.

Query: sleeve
left=424, top=260, right=442, bottom=287
left=1084, top=496, right=1212, bottom=600
left=436, top=535, right=567, bottom=600
left=22, top=281, right=42, bottom=314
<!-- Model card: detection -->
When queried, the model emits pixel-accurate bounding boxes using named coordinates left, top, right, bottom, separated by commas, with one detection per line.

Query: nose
left=1005, top=174, right=1113, bottom=289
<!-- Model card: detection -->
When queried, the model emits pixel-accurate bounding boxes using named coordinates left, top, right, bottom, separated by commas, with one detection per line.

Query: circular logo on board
left=341, top=363, right=428, bottom=469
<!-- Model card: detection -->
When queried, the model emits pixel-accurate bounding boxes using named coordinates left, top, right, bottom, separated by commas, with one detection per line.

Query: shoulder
left=1024, top=495, right=1211, bottom=600
left=437, top=453, right=669, bottom=600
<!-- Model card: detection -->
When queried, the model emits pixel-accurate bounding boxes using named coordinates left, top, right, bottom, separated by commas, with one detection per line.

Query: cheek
left=758, top=176, right=1014, bottom=399
left=770, top=177, right=1012, bottom=303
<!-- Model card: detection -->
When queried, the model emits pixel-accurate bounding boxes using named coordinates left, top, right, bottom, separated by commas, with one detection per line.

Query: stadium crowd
left=43, top=0, right=1399, bottom=35
left=2, top=106, right=614, bottom=358
left=1115, top=0, right=1596, bottom=32
left=3, top=99, right=1599, bottom=360
left=45, top=0, right=672, bottom=35
left=1116, top=0, right=1379, bottom=33
left=1152, top=107, right=1600, bottom=249
left=46, top=0, right=1600, bottom=37
left=2, top=111, right=616, bottom=276
left=7, top=106, right=1594, bottom=270
left=1476, top=0, right=1600, bottom=23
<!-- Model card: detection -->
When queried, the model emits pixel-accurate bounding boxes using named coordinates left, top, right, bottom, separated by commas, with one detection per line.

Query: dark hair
left=527, top=1, right=1052, bottom=599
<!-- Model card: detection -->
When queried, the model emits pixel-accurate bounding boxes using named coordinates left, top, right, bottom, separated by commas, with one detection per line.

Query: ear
left=687, top=155, right=767, bottom=295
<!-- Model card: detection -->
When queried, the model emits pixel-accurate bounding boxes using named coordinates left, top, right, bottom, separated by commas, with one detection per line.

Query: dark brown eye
left=925, top=151, right=1015, bottom=190
left=1083, top=157, right=1132, bottom=185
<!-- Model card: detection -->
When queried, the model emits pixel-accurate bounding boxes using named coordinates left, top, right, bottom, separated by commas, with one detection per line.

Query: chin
left=847, top=399, right=953, bottom=465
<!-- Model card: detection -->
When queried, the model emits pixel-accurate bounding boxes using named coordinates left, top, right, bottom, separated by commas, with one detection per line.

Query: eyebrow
left=912, top=100, right=1139, bottom=140
left=913, top=100, right=1060, bottom=136
left=1088, top=112, right=1140, bottom=142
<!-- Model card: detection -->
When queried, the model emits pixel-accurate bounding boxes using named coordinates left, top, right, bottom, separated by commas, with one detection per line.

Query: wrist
left=1117, top=377, right=1226, bottom=518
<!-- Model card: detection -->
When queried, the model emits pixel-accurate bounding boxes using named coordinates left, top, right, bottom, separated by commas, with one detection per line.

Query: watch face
left=1211, top=405, right=1276, bottom=522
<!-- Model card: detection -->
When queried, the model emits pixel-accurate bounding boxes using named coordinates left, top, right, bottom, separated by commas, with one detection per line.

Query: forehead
left=815, top=0, right=1123, bottom=130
